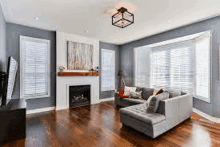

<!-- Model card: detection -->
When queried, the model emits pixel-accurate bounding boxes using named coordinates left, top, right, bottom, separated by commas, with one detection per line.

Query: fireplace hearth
left=69, top=85, right=90, bottom=108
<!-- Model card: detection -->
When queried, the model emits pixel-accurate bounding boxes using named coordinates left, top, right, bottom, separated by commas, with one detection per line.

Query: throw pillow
left=142, top=87, right=154, bottom=100
left=130, top=91, right=142, bottom=99
left=119, top=89, right=124, bottom=97
left=165, top=89, right=181, bottom=98
left=146, top=95, right=154, bottom=107
left=124, top=86, right=137, bottom=96
left=153, top=89, right=159, bottom=95
left=119, top=94, right=129, bottom=98
left=146, top=92, right=169, bottom=113
left=155, top=89, right=163, bottom=95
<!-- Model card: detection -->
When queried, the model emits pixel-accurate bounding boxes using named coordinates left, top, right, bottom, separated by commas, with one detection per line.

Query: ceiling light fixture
left=112, top=7, right=134, bottom=28
left=34, top=17, right=39, bottom=20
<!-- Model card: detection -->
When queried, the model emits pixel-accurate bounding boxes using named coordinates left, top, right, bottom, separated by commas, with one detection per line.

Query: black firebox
left=69, top=85, right=90, bottom=108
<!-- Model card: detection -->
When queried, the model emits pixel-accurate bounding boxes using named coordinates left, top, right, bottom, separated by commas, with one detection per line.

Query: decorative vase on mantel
left=59, top=66, right=65, bottom=72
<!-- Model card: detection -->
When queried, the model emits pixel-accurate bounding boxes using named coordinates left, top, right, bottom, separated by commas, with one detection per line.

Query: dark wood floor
left=2, top=101, right=220, bottom=147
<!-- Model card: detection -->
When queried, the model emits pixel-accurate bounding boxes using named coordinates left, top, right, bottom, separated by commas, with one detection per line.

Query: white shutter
left=134, top=31, right=211, bottom=103
left=134, top=47, right=151, bottom=87
left=20, top=36, right=50, bottom=99
left=101, top=49, right=115, bottom=91
left=169, top=45, right=194, bottom=93
left=151, top=41, right=194, bottom=93
left=151, top=47, right=170, bottom=89
left=194, top=33, right=211, bottom=102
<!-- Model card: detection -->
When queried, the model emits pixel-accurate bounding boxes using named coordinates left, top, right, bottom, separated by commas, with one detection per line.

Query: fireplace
left=69, top=85, right=90, bottom=108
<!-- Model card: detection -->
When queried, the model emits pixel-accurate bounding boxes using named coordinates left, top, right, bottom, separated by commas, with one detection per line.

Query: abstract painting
left=67, top=41, right=94, bottom=70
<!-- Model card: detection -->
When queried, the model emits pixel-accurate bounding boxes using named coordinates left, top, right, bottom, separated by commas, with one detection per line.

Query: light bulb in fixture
left=34, top=17, right=39, bottom=20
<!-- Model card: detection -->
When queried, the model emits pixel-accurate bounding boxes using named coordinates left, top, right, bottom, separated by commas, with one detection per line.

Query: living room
left=0, top=0, right=220, bottom=146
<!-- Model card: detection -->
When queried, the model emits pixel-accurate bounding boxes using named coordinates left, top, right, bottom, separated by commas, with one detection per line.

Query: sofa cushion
left=146, top=92, right=169, bottom=113
left=136, top=87, right=143, bottom=92
left=130, top=91, right=142, bottom=99
left=120, top=104, right=166, bottom=125
left=142, top=88, right=154, bottom=100
left=122, top=98, right=146, bottom=104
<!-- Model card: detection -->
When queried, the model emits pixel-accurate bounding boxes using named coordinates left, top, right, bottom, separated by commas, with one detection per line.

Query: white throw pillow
left=124, top=86, right=137, bottom=95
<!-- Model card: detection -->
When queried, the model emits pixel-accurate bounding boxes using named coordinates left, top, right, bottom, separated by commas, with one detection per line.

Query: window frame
left=101, top=49, right=115, bottom=91
left=20, top=35, right=51, bottom=99
left=193, top=32, right=212, bottom=103
left=134, top=31, right=212, bottom=103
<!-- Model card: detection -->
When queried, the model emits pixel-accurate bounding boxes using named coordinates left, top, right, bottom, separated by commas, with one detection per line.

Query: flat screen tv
left=0, top=56, right=18, bottom=106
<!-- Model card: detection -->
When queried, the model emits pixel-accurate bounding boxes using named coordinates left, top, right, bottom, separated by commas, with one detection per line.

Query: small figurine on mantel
left=95, top=66, right=99, bottom=72
left=89, top=68, right=95, bottom=72
left=58, top=66, right=65, bottom=72
left=89, top=66, right=99, bottom=73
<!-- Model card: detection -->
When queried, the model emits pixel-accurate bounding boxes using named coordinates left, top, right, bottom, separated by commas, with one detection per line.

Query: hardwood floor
left=2, top=101, right=220, bottom=147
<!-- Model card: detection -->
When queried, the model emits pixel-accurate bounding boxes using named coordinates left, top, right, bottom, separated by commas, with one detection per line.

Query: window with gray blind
left=134, top=31, right=211, bottom=103
left=20, top=36, right=50, bottom=99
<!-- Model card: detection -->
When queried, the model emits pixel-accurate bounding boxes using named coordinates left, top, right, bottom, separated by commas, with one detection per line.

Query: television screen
left=6, top=56, right=18, bottom=100
left=0, top=56, right=18, bottom=106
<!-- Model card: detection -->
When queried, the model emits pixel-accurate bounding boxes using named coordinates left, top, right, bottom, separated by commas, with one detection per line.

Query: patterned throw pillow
left=124, top=86, right=137, bottom=96
left=130, top=91, right=142, bottom=99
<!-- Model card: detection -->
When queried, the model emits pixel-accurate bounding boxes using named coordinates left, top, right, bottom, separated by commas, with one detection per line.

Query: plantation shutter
left=101, top=49, right=115, bottom=91
left=134, top=47, right=151, bottom=87
left=194, top=33, right=211, bottom=102
left=151, top=41, right=194, bottom=93
left=20, top=36, right=50, bottom=99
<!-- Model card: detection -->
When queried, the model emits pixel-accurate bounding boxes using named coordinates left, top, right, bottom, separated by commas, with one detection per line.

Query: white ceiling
left=1, top=0, right=220, bottom=45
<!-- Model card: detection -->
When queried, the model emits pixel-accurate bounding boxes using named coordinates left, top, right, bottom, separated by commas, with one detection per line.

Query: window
left=134, top=31, right=211, bottom=102
left=151, top=41, right=194, bottom=93
left=195, top=35, right=211, bottom=102
left=101, top=49, right=115, bottom=91
left=20, top=36, right=50, bottom=99
left=134, top=47, right=151, bottom=87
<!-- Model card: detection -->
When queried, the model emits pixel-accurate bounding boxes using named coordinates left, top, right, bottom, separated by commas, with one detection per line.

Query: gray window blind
left=20, top=36, right=50, bottom=99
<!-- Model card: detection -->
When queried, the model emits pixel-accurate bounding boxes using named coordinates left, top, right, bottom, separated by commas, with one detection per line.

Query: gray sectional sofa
left=115, top=87, right=193, bottom=138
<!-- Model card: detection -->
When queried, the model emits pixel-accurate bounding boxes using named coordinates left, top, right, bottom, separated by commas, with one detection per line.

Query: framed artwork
left=67, top=41, right=94, bottom=70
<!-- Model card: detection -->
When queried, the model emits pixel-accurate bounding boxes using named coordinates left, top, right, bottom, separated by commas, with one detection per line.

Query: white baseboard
left=56, top=106, right=68, bottom=111
left=26, top=106, right=55, bottom=115
left=99, top=97, right=114, bottom=102
left=193, top=108, right=220, bottom=123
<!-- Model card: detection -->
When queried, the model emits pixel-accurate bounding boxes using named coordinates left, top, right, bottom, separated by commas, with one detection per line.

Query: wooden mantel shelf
left=58, top=72, right=101, bottom=76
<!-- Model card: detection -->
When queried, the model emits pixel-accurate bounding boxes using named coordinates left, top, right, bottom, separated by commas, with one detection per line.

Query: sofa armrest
left=115, top=92, right=120, bottom=106
left=157, top=94, right=193, bottom=128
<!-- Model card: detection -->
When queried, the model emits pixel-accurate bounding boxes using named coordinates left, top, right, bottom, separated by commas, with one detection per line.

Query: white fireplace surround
left=56, top=76, right=99, bottom=110
left=56, top=31, right=100, bottom=110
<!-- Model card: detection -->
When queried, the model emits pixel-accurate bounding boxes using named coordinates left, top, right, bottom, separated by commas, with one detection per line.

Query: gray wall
left=120, top=16, right=220, bottom=118
left=99, top=42, right=120, bottom=99
left=0, top=5, right=6, bottom=72
left=6, top=23, right=56, bottom=110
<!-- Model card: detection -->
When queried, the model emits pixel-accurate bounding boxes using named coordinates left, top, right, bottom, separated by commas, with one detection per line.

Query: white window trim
left=20, top=35, right=51, bottom=99
left=101, top=49, right=115, bottom=91
left=193, top=31, right=212, bottom=103
left=134, top=31, right=212, bottom=103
